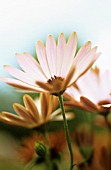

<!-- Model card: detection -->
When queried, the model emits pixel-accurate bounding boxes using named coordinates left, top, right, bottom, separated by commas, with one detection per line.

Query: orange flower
left=77, top=130, right=111, bottom=170
left=18, top=131, right=66, bottom=163
left=0, top=93, right=68, bottom=128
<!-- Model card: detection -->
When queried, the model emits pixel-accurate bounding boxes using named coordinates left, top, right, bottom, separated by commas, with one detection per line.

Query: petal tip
left=13, top=103, right=18, bottom=109
left=3, top=65, right=8, bottom=68
left=87, top=41, right=91, bottom=45
left=23, top=94, right=30, bottom=100
left=60, top=32, right=64, bottom=36
left=23, top=52, right=28, bottom=55
left=48, top=34, right=54, bottom=39
left=72, top=32, right=77, bottom=36
left=15, top=53, right=19, bottom=56
left=36, top=41, right=42, bottom=46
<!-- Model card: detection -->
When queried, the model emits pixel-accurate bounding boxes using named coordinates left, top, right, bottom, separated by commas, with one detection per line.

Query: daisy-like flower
left=18, top=131, right=66, bottom=163
left=0, top=93, right=71, bottom=128
left=65, top=67, right=111, bottom=113
left=1, top=32, right=100, bottom=96
left=78, top=131, right=111, bottom=170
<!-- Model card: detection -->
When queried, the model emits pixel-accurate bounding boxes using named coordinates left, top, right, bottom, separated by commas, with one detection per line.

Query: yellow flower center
left=47, top=75, right=65, bottom=95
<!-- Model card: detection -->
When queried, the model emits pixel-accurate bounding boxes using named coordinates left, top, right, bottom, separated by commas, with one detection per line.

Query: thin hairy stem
left=58, top=94, right=73, bottom=170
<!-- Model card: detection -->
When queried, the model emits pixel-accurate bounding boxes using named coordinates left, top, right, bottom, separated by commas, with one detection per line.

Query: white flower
left=1, top=33, right=100, bottom=95
left=65, top=67, right=111, bottom=113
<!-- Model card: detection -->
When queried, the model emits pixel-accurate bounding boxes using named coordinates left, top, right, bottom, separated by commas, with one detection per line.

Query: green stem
left=58, top=94, right=73, bottom=170
left=43, top=124, right=53, bottom=170
left=23, top=157, right=36, bottom=170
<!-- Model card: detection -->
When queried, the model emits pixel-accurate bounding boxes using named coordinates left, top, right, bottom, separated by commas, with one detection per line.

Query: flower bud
left=35, top=141, right=46, bottom=158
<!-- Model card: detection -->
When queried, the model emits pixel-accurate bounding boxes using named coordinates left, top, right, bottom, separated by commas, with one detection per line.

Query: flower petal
left=69, top=48, right=101, bottom=85
left=23, top=95, right=40, bottom=122
left=56, top=33, right=66, bottom=76
left=63, top=66, right=75, bottom=89
left=61, top=32, right=77, bottom=77
left=36, top=81, right=53, bottom=92
left=50, top=108, right=74, bottom=121
left=13, top=103, right=34, bottom=121
left=16, top=53, right=47, bottom=82
left=0, top=77, right=42, bottom=92
left=52, top=113, right=74, bottom=121
left=0, top=112, right=26, bottom=124
left=4, top=65, right=36, bottom=86
left=40, top=93, right=52, bottom=119
left=46, top=35, right=57, bottom=76
left=74, top=41, right=92, bottom=65
left=0, top=112, right=36, bottom=128
left=80, top=96, right=99, bottom=112
left=36, top=41, right=51, bottom=78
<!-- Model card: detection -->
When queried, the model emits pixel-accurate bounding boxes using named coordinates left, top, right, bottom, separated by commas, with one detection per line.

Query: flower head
left=78, top=131, right=111, bottom=170
left=18, top=131, right=66, bottom=163
left=65, top=67, right=111, bottom=113
left=1, top=33, right=100, bottom=95
left=0, top=93, right=67, bottom=128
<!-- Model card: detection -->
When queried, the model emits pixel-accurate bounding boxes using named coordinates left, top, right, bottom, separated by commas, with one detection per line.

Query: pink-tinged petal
left=0, top=77, right=43, bottom=92
left=36, top=41, right=51, bottom=78
left=23, top=52, right=46, bottom=78
left=63, top=66, right=75, bottom=89
left=74, top=41, right=92, bottom=65
left=61, top=32, right=77, bottom=77
left=75, top=68, right=100, bottom=103
left=99, top=70, right=111, bottom=101
left=56, top=33, right=66, bottom=76
left=16, top=53, right=47, bottom=82
left=76, top=51, right=101, bottom=81
left=65, top=85, right=81, bottom=101
left=68, top=48, right=101, bottom=86
left=23, top=95, right=40, bottom=122
left=46, top=35, right=57, bottom=76
left=4, top=65, right=37, bottom=86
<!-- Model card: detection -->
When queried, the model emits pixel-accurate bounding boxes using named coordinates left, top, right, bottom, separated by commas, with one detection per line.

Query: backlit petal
left=69, top=48, right=100, bottom=85
left=4, top=65, right=36, bottom=86
left=36, top=41, right=51, bottom=78
left=46, top=35, right=57, bottom=76
left=16, top=53, right=47, bottom=82
left=23, top=95, right=40, bottom=122
left=0, top=77, right=42, bottom=92
left=56, top=33, right=66, bottom=76
left=61, top=32, right=77, bottom=77
left=13, top=103, right=33, bottom=120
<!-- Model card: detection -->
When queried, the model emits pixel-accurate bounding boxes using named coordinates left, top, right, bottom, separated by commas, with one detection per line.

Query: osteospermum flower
left=65, top=67, right=111, bottom=113
left=1, top=32, right=100, bottom=95
left=0, top=93, right=70, bottom=128
left=78, top=131, right=111, bottom=170
left=18, top=131, right=66, bottom=163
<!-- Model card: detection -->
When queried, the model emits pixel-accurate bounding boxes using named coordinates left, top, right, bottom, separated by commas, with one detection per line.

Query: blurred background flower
left=65, top=67, right=111, bottom=114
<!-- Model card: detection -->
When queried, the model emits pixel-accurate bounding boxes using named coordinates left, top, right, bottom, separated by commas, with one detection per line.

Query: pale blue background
left=0, top=0, right=111, bottom=112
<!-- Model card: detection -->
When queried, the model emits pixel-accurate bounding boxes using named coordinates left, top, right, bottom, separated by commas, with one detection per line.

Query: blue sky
left=1, top=0, right=111, bottom=71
